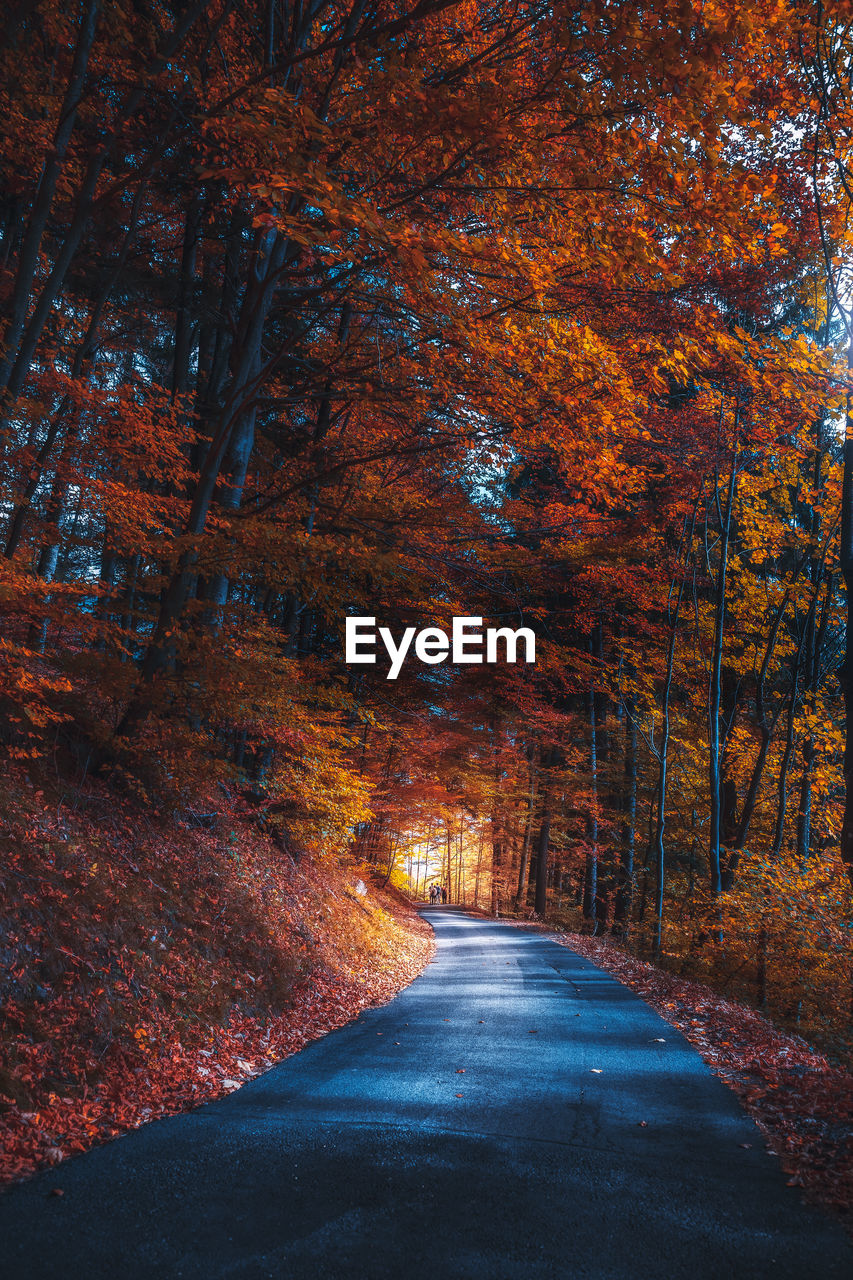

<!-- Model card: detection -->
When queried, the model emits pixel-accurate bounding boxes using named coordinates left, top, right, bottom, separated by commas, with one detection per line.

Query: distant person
left=441, top=885, right=448, bottom=904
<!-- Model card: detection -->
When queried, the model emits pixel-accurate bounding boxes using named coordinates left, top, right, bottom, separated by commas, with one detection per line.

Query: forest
left=2, top=0, right=853, bottom=1204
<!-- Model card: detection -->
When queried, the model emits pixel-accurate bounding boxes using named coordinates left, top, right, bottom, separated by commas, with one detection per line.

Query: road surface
left=1, top=908, right=850, bottom=1278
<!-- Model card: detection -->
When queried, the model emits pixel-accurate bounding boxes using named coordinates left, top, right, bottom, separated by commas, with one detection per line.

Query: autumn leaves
left=0, top=2, right=851, bottom=1046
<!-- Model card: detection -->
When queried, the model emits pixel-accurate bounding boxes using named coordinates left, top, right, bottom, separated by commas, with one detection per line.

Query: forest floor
left=549, top=929, right=853, bottom=1237
left=0, top=766, right=433, bottom=1188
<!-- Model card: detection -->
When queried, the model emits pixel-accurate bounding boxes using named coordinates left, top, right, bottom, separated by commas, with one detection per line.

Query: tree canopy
left=3, top=0, right=853, bottom=1052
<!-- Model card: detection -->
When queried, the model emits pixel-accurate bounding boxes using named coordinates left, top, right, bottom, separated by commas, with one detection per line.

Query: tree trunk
left=771, top=613, right=814, bottom=857
left=797, top=573, right=832, bottom=862
left=613, top=694, right=637, bottom=933
left=514, top=744, right=538, bottom=910
left=653, top=549, right=690, bottom=956
left=473, top=828, right=484, bottom=910
left=590, top=623, right=608, bottom=932
left=709, top=418, right=738, bottom=895
left=839, top=333, right=853, bottom=883
left=583, top=677, right=598, bottom=923
left=533, top=767, right=553, bottom=918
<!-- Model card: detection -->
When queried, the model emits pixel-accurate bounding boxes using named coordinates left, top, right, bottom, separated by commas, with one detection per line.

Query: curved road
left=1, top=909, right=850, bottom=1278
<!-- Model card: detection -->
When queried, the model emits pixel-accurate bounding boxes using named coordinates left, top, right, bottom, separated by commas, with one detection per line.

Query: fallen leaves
left=0, top=787, right=435, bottom=1188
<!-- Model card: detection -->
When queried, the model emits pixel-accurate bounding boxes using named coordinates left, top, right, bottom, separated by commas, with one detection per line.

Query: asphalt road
left=1, top=908, right=850, bottom=1279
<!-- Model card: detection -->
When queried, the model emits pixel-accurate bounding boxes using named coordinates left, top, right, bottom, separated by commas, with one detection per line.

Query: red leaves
left=0, top=775, right=434, bottom=1188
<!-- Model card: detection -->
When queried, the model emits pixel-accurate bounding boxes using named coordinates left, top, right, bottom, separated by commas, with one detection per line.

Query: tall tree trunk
left=613, top=694, right=637, bottom=934
left=797, top=573, right=833, bottom=862
left=652, top=553, right=691, bottom=956
left=172, top=196, right=203, bottom=400
left=771, top=608, right=815, bottom=858
left=590, top=623, right=608, bottom=932
left=514, top=744, right=538, bottom=910
left=582, top=675, right=599, bottom=923
left=709, top=417, right=738, bottom=895
left=839, top=333, right=853, bottom=883
left=473, top=828, right=484, bottom=910
left=533, top=756, right=553, bottom=918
